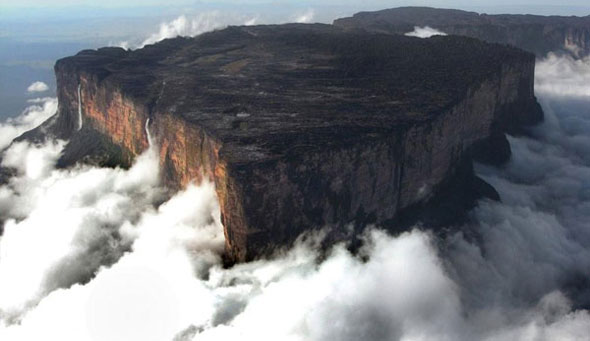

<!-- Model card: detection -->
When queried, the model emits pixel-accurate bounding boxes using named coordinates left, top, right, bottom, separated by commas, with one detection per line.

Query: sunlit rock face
left=334, top=7, right=590, bottom=58
left=29, top=24, right=542, bottom=262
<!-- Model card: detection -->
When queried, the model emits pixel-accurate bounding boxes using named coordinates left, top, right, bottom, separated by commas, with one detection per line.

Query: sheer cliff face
left=57, top=71, right=149, bottom=156
left=334, top=7, right=590, bottom=58
left=49, top=24, right=542, bottom=262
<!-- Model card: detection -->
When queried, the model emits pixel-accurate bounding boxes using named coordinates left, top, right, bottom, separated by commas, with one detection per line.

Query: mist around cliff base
left=0, top=54, right=590, bottom=340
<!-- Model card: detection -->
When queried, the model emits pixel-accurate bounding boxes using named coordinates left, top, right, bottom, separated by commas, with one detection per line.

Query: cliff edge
left=24, top=24, right=542, bottom=262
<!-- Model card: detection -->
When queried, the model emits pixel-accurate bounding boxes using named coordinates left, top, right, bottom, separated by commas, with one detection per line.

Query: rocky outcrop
left=32, top=24, right=542, bottom=262
left=334, top=7, right=590, bottom=58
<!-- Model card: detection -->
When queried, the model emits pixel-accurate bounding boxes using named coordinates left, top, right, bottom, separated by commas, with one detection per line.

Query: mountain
left=334, top=7, right=590, bottom=58
left=19, top=23, right=542, bottom=262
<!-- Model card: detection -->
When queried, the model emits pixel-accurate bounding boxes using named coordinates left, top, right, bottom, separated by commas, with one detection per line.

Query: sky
left=2, top=0, right=590, bottom=13
left=1, top=0, right=589, bottom=7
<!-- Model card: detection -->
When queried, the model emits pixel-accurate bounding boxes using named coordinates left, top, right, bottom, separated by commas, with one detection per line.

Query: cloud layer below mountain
left=0, top=53, right=589, bottom=341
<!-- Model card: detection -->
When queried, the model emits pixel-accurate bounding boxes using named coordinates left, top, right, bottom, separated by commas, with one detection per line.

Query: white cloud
left=117, top=9, right=321, bottom=50
left=0, top=97, right=57, bottom=151
left=484, top=292, right=590, bottom=341
left=26, top=81, right=49, bottom=93
left=535, top=53, right=590, bottom=97
left=1, top=139, right=64, bottom=180
left=192, top=229, right=466, bottom=341
left=244, top=17, right=258, bottom=26
left=0, top=140, right=163, bottom=320
left=293, top=9, right=315, bottom=24
left=138, top=12, right=259, bottom=49
left=116, top=40, right=130, bottom=50
left=0, top=181, right=222, bottom=341
left=405, top=26, right=448, bottom=38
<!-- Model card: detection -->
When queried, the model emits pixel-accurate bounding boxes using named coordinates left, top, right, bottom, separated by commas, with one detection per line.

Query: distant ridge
left=334, top=6, right=590, bottom=58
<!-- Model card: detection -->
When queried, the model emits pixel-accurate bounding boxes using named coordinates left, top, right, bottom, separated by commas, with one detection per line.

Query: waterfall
left=145, top=118, right=153, bottom=148
left=77, top=84, right=83, bottom=130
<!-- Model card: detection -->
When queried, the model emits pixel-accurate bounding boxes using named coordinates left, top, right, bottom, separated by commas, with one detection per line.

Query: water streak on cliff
left=145, top=118, right=153, bottom=148
left=77, top=83, right=83, bottom=131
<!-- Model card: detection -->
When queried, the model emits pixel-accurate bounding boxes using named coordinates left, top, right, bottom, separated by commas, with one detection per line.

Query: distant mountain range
left=334, top=7, right=590, bottom=58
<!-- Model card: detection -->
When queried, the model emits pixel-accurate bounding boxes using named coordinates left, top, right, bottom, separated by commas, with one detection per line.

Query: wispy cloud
left=119, top=12, right=259, bottom=50
left=293, top=8, right=315, bottom=24
left=117, top=9, right=318, bottom=50
left=405, top=26, right=447, bottom=38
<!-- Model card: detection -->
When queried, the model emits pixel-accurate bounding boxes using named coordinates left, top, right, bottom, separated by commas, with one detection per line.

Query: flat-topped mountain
left=334, top=7, right=590, bottom=58
left=54, top=24, right=536, bottom=162
left=23, top=24, right=542, bottom=262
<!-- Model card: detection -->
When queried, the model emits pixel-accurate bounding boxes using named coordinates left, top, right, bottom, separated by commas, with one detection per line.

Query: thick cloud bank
left=0, top=138, right=164, bottom=319
left=26, top=82, right=49, bottom=93
left=405, top=26, right=447, bottom=38
left=1, top=55, right=590, bottom=340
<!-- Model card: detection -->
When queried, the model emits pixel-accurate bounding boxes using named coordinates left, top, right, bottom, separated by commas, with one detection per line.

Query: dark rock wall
left=228, top=59, right=540, bottom=260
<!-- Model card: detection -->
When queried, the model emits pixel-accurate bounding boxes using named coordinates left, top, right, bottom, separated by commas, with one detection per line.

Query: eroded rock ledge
left=29, top=24, right=542, bottom=262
